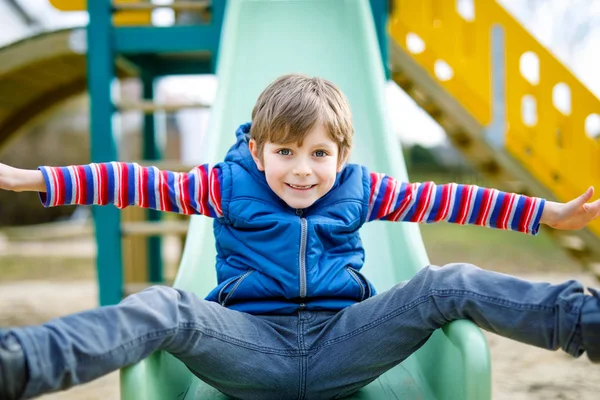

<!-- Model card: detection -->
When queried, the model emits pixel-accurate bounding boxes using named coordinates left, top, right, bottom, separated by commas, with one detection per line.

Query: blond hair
left=250, top=74, right=353, bottom=165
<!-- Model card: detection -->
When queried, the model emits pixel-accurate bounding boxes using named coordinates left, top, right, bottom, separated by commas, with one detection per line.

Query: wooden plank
left=121, top=220, right=190, bottom=236
left=130, top=160, right=197, bottom=171
left=122, top=207, right=148, bottom=284
left=118, top=100, right=210, bottom=113
left=113, top=1, right=210, bottom=11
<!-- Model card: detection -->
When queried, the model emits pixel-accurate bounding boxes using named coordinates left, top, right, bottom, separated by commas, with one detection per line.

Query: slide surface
left=120, top=1, right=491, bottom=399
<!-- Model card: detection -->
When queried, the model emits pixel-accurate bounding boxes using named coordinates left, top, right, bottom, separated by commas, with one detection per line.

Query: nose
left=292, top=157, right=312, bottom=176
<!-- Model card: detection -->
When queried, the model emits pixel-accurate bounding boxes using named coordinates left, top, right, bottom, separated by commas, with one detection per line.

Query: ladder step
left=558, top=234, right=586, bottom=252
left=113, top=1, right=210, bottom=12
left=118, top=100, right=210, bottom=113
left=121, top=221, right=189, bottom=236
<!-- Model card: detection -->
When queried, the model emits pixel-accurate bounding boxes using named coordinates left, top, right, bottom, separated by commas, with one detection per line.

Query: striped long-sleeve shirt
left=39, top=162, right=545, bottom=235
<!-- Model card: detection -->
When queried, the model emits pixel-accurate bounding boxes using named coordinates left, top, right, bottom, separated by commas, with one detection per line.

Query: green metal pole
left=369, top=0, right=390, bottom=79
left=141, top=72, right=163, bottom=283
left=87, top=0, right=123, bottom=305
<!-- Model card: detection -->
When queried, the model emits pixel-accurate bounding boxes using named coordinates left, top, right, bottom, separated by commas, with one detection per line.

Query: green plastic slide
left=120, top=1, right=492, bottom=398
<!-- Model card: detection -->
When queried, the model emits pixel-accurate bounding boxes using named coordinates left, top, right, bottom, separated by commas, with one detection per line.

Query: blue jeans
left=9, top=263, right=600, bottom=400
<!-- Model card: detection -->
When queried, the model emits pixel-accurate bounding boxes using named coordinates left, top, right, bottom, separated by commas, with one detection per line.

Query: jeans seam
left=430, top=289, right=555, bottom=311
left=314, top=289, right=556, bottom=350
left=298, top=355, right=307, bottom=400
left=77, top=323, right=299, bottom=362
left=297, top=317, right=307, bottom=400
left=190, top=325, right=301, bottom=356
left=75, top=327, right=177, bottom=362
left=314, top=296, right=431, bottom=350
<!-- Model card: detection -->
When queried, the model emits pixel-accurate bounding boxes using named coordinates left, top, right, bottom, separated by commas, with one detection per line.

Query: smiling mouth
left=286, top=183, right=316, bottom=190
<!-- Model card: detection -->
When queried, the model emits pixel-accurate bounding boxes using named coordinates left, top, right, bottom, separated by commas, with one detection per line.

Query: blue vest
left=204, top=123, right=376, bottom=314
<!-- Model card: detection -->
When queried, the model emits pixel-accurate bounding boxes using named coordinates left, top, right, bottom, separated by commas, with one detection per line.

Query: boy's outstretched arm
left=0, top=161, right=223, bottom=218
left=366, top=172, right=598, bottom=234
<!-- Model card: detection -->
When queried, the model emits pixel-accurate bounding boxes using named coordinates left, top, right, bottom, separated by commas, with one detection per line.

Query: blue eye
left=277, top=149, right=292, bottom=156
left=314, top=150, right=327, bottom=157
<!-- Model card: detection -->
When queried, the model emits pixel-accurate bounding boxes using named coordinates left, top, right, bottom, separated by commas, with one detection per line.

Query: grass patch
left=419, top=222, right=580, bottom=274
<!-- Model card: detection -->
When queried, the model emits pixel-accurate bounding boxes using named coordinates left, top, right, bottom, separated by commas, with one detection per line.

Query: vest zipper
left=297, top=209, right=308, bottom=298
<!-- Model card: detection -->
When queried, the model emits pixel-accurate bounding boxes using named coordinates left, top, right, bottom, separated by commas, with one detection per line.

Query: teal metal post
left=369, top=0, right=390, bottom=79
left=87, top=0, right=123, bottom=305
left=208, top=0, right=226, bottom=71
left=141, top=72, right=163, bottom=283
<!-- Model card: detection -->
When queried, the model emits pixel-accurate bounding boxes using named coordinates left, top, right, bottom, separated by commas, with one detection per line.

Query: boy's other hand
left=0, top=163, right=45, bottom=192
left=541, top=187, right=600, bottom=230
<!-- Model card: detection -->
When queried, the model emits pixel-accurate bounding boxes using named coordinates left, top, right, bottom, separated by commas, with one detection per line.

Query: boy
left=0, top=74, right=599, bottom=400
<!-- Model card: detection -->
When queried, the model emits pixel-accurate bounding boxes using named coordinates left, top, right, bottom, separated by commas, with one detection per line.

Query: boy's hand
left=0, top=163, right=45, bottom=192
left=0, top=163, right=16, bottom=191
left=541, top=187, right=600, bottom=230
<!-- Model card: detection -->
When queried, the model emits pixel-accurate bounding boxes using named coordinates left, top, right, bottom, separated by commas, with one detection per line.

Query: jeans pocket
left=345, top=267, right=371, bottom=301
left=218, top=270, right=254, bottom=306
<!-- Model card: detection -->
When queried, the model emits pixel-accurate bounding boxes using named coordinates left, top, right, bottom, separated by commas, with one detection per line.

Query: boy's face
left=249, top=123, right=345, bottom=209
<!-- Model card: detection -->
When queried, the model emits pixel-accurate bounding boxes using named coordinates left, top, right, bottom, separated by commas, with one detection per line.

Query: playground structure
left=388, top=0, right=600, bottom=274
left=0, top=0, right=599, bottom=398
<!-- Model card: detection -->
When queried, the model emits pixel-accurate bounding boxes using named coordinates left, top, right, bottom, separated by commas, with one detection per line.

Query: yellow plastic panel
left=49, top=0, right=151, bottom=25
left=389, top=0, right=492, bottom=125
left=49, top=0, right=86, bottom=11
left=389, top=0, right=600, bottom=238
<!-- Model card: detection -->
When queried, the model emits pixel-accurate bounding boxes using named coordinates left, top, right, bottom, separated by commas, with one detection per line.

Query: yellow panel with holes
left=389, top=0, right=600, bottom=238
left=49, top=0, right=151, bottom=25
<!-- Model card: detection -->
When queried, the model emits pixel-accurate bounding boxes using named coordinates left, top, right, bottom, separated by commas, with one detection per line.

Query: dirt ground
left=0, top=273, right=598, bottom=400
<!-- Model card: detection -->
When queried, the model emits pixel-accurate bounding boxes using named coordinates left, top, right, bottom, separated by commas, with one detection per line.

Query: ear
left=248, top=139, right=265, bottom=171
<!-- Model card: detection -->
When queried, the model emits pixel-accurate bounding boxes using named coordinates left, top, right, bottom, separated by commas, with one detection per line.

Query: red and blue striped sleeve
left=37, top=162, right=223, bottom=218
left=366, top=172, right=545, bottom=235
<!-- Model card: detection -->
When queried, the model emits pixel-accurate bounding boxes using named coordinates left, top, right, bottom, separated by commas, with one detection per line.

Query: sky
left=1, top=0, right=599, bottom=148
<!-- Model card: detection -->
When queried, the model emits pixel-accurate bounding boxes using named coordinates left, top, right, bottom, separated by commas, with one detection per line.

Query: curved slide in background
left=121, top=1, right=491, bottom=399
left=0, top=28, right=135, bottom=151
